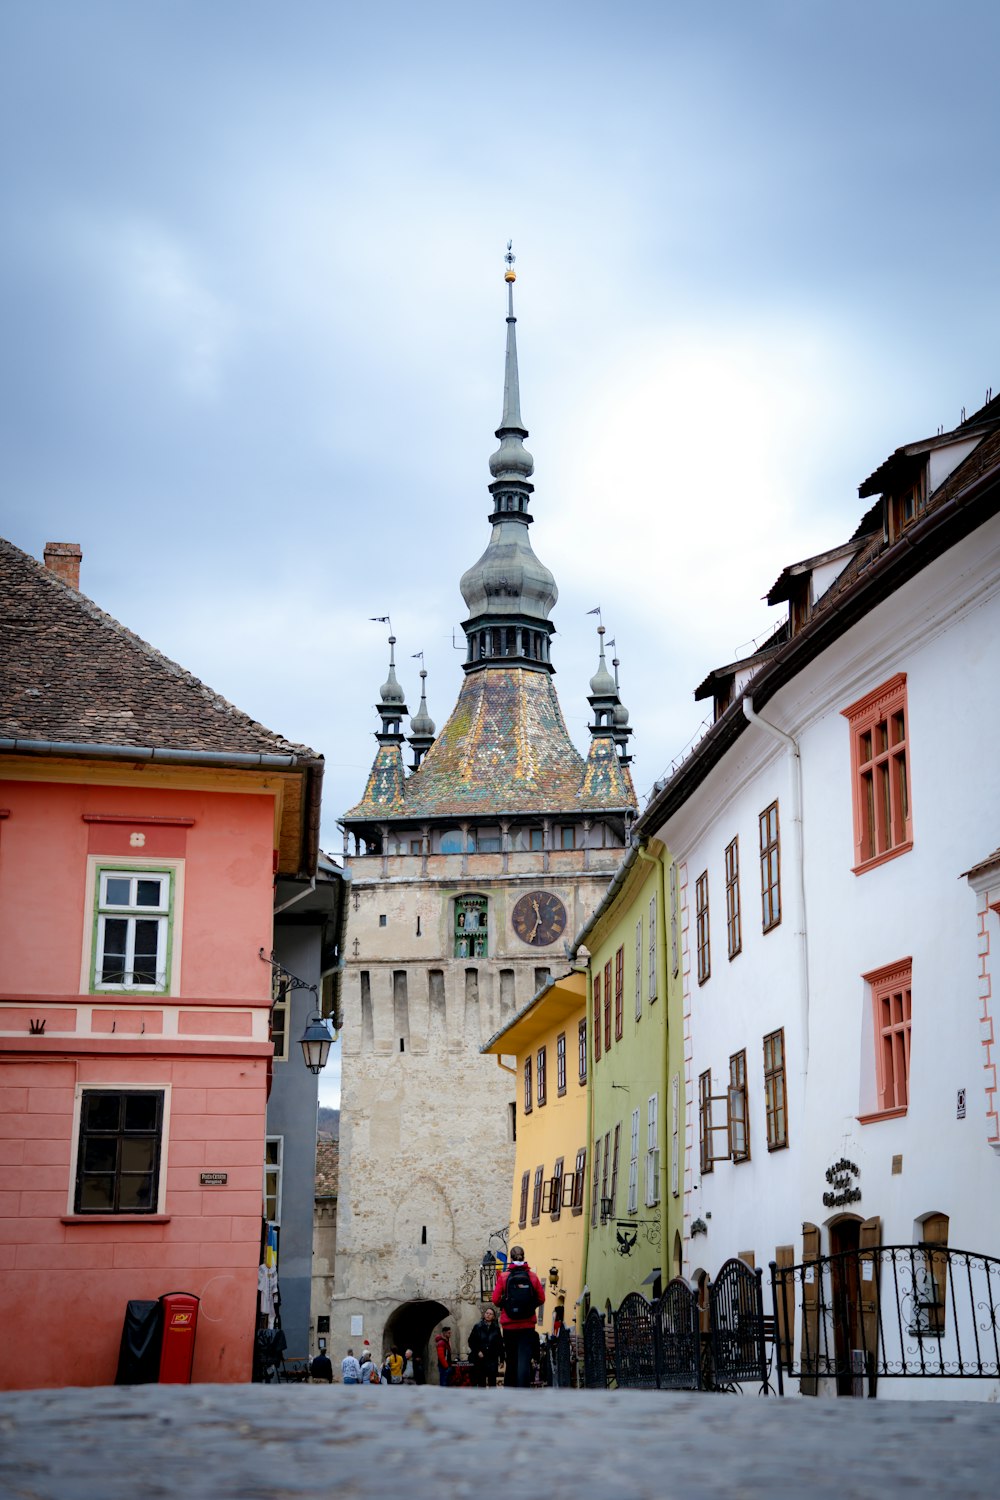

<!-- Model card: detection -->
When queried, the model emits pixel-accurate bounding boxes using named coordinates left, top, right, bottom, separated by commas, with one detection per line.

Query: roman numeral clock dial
left=511, top=890, right=567, bottom=947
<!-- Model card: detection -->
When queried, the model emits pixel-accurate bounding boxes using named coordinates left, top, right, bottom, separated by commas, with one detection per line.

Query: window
left=728, top=1051, right=749, bottom=1162
left=94, top=870, right=170, bottom=991
left=671, top=1073, right=680, bottom=1197
left=264, top=1136, right=283, bottom=1223
left=476, top=826, right=501, bottom=853
left=645, top=1093, right=660, bottom=1205
left=379, top=914, right=387, bottom=927
left=842, top=675, right=913, bottom=872
left=591, top=1137, right=602, bottom=1225
left=627, top=1108, right=640, bottom=1214
left=550, top=1157, right=564, bottom=1222
left=648, top=896, right=658, bottom=1000
left=914, top=1213, right=949, bottom=1336
left=523, top=1055, right=533, bottom=1114
left=559, top=825, right=577, bottom=850
left=696, top=872, right=710, bottom=984
left=763, top=1029, right=788, bottom=1150
left=518, top=1170, right=530, bottom=1229
left=270, top=979, right=290, bottom=1063
left=634, top=917, right=643, bottom=1019
left=614, top=946, right=624, bottom=1040
left=74, top=1089, right=163, bottom=1214
left=759, top=802, right=781, bottom=932
left=867, top=958, right=912, bottom=1115
left=601, top=1130, right=611, bottom=1217
left=725, top=837, right=742, bottom=960
left=601, top=960, right=612, bottom=1051
left=572, top=1146, right=586, bottom=1215
left=454, top=895, right=488, bottom=957
left=531, top=1165, right=544, bottom=1224
left=669, top=863, right=679, bottom=978
left=593, top=975, right=602, bottom=1063
left=609, top=1123, right=621, bottom=1216
left=537, top=1046, right=547, bottom=1107
left=556, top=1032, right=567, bottom=1095
left=698, top=1070, right=714, bottom=1175
left=578, top=1018, right=588, bottom=1084
left=529, top=828, right=544, bottom=852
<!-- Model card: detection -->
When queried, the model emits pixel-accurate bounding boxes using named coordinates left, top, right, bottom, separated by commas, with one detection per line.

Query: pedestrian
left=341, top=1348, right=362, bottom=1385
left=434, top=1325, right=454, bottom=1386
left=386, top=1346, right=405, bottom=1384
left=401, top=1348, right=416, bottom=1384
left=491, top=1244, right=545, bottom=1388
left=467, top=1305, right=504, bottom=1388
left=310, top=1348, right=333, bottom=1383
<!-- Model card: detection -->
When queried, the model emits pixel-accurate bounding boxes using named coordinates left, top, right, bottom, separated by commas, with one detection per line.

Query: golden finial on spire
left=504, top=239, right=516, bottom=283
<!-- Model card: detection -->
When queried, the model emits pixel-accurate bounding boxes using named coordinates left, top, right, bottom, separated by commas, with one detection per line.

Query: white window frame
left=80, top=856, right=184, bottom=997
left=627, top=1107, right=640, bottom=1214
left=265, top=1136, right=283, bottom=1225
left=647, top=896, right=658, bottom=1001
left=645, top=1092, right=660, bottom=1205
left=671, top=1073, right=680, bottom=1197
left=634, top=917, right=643, bottom=1019
left=95, top=870, right=170, bottom=992
left=669, top=863, right=679, bottom=978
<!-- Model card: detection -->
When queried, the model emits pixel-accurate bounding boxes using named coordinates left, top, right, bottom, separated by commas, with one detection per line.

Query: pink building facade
left=0, top=539, right=323, bottom=1389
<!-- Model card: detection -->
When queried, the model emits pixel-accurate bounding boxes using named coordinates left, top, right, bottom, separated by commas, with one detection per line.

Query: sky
left=3, top=1, right=999, bottom=1106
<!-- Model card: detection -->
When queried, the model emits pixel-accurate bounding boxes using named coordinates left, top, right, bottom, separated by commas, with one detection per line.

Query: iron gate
left=708, top=1258, right=769, bottom=1392
left=615, top=1292, right=657, bottom=1389
left=582, top=1307, right=607, bottom=1389
left=770, top=1244, right=1000, bottom=1394
left=653, top=1277, right=702, bottom=1390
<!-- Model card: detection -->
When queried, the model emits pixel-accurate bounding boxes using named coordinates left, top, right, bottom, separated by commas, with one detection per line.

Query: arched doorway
left=383, top=1299, right=450, bottom=1383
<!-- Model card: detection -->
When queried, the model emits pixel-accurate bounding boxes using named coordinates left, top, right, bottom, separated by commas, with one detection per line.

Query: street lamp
left=298, top=1011, right=334, bottom=1075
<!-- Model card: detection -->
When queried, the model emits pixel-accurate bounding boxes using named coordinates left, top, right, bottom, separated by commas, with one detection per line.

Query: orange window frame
left=842, top=674, right=913, bottom=874
left=864, top=958, right=912, bottom=1117
left=614, top=946, right=624, bottom=1040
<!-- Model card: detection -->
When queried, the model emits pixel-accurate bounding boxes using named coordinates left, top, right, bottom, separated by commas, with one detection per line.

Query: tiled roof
left=315, top=1137, right=339, bottom=1196
left=0, top=537, right=317, bottom=759
left=345, top=666, right=637, bottom=822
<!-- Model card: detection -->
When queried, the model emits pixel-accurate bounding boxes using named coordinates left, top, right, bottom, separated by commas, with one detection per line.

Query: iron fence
left=770, top=1243, right=1000, bottom=1394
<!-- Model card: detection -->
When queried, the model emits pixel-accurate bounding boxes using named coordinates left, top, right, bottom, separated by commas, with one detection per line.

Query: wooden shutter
left=858, top=1215, right=881, bottom=1396
left=921, top=1212, right=949, bottom=1334
left=737, top=1250, right=755, bottom=1268
left=551, top=1156, right=564, bottom=1222
left=774, top=1244, right=794, bottom=1373
left=800, top=1222, right=821, bottom=1397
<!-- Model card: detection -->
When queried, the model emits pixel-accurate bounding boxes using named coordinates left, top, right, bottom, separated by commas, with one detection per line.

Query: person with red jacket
left=434, top=1325, right=453, bottom=1386
left=491, top=1245, right=545, bottom=1387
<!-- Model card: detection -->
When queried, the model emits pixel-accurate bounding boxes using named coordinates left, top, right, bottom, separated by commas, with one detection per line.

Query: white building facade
left=639, top=394, right=1000, bottom=1399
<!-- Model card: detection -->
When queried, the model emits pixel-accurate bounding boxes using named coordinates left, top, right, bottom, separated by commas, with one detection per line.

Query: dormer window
left=888, top=470, right=926, bottom=540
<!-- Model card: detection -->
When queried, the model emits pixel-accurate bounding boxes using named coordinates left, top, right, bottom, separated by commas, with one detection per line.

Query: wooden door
left=800, top=1222, right=820, bottom=1396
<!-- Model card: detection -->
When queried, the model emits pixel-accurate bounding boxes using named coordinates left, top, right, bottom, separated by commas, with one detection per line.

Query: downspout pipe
left=742, top=697, right=810, bottom=1074
left=635, top=843, right=670, bottom=1223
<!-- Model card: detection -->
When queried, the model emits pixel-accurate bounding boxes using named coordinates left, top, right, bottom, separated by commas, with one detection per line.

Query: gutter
left=569, top=840, right=644, bottom=959
left=742, top=699, right=810, bottom=1075
left=1, top=736, right=325, bottom=880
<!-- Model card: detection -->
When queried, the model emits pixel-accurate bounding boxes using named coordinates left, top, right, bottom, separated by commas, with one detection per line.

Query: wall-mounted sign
left=822, top=1157, right=861, bottom=1208
left=957, top=1088, right=967, bottom=1120
left=200, top=1172, right=228, bottom=1186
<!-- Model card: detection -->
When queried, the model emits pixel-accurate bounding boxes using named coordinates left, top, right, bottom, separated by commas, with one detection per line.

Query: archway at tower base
left=383, top=1299, right=451, bottom=1381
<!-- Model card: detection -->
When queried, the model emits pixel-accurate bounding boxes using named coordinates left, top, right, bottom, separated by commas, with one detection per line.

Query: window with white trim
left=634, top=917, right=643, bottom=1019
left=671, top=1073, right=680, bottom=1197
left=645, top=1093, right=659, bottom=1205
left=74, top=1089, right=164, bottom=1214
left=265, top=1136, right=283, bottom=1224
left=94, top=870, right=170, bottom=991
left=669, top=862, right=679, bottom=978
left=627, top=1108, right=640, bottom=1214
left=647, top=896, right=658, bottom=1000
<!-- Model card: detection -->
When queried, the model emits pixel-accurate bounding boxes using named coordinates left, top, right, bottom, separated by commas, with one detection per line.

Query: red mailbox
left=158, top=1292, right=200, bottom=1383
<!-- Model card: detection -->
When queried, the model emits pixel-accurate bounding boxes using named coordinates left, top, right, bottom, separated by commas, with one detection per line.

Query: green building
left=575, top=834, right=684, bottom=1315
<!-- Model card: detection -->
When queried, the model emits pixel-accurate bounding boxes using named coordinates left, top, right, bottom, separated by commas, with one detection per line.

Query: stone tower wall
left=331, top=849, right=621, bottom=1364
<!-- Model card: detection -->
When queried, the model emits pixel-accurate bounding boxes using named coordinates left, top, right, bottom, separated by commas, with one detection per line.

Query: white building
left=637, top=392, right=1000, bottom=1398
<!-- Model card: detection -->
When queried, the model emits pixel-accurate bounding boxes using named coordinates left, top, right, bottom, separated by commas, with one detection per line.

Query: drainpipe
left=742, top=697, right=810, bottom=1075
left=635, top=843, right=669, bottom=1239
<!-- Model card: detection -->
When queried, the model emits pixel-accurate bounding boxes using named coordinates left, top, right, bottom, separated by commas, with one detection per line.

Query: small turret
left=408, top=659, right=436, bottom=770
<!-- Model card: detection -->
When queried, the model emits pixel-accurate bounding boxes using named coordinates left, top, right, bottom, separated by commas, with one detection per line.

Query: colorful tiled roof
left=345, top=667, right=636, bottom=822
left=0, top=537, right=317, bottom=759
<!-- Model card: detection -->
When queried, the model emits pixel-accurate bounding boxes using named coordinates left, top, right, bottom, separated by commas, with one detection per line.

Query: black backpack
left=502, top=1265, right=540, bottom=1320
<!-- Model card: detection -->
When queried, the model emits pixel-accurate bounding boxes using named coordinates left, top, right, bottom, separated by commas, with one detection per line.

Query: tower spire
left=408, top=652, right=436, bottom=770
left=459, top=246, right=556, bottom=674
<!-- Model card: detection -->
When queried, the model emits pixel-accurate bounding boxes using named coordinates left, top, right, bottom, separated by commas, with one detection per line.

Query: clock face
left=511, top=890, right=567, bottom=948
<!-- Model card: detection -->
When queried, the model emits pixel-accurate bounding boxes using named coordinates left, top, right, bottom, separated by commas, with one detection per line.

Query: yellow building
left=482, top=970, right=589, bottom=1333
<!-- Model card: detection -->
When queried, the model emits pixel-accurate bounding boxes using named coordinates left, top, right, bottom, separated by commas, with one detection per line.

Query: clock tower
left=332, top=252, right=637, bottom=1367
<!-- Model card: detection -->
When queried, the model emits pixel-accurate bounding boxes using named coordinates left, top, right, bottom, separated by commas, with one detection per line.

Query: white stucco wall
left=653, top=509, right=1000, bottom=1399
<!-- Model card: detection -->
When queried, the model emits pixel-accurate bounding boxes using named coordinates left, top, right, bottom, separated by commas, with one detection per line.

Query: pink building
left=0, top=539, right=324, bottom=1389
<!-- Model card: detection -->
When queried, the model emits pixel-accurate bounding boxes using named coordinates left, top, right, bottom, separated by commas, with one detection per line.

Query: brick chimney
left=43, top=542, right=83, bottom=590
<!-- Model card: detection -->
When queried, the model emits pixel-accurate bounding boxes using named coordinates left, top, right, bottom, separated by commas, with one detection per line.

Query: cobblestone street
left=1, top=1386, right=996, bottom=1499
